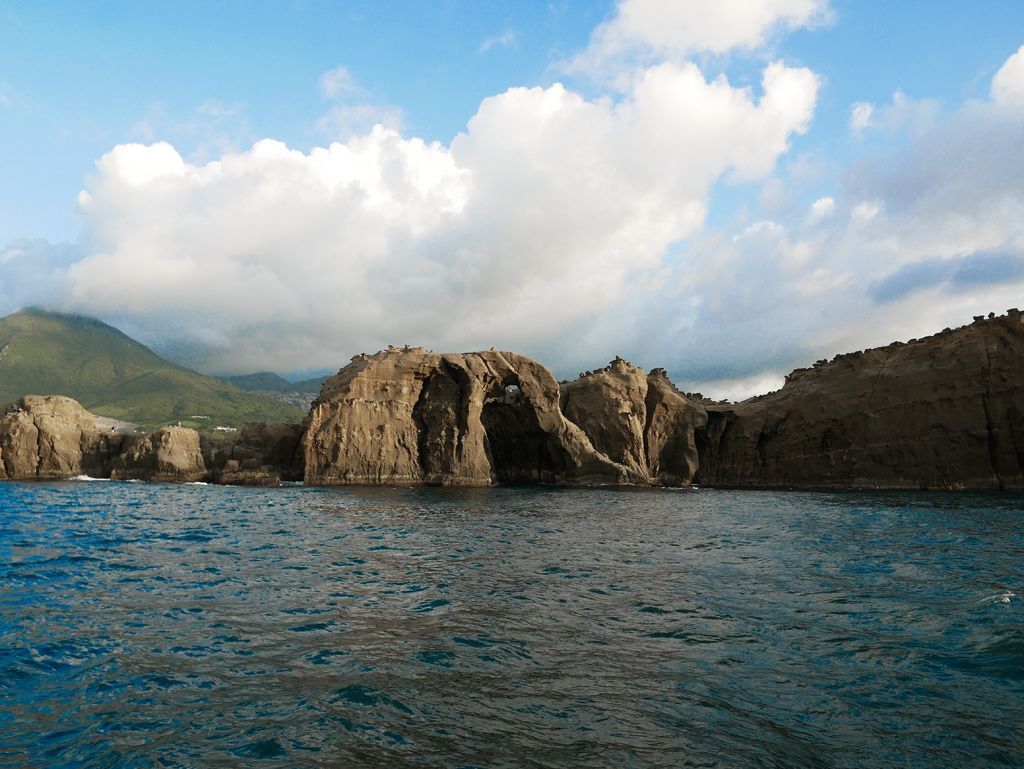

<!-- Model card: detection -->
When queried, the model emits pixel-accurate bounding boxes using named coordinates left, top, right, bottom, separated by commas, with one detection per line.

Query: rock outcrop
left=0, top=396, right=125, bottom=479
left=304, top=347, right=645, bottom=486
left=644, top=369, right=708, bottom=485
left=202, top=422, right=304, bottom=485
left=110, top=426, right=207, bottom=482
left=3, top=310, right=1021, bottom=491
left=696, top=311, right=1024, bottom=490
left=559, top=359, right=706, bottom=484
left=0, top=396, right=303, bottom=484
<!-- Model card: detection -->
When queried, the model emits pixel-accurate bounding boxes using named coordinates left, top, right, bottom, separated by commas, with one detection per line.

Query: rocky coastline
left=2, top=310, right=1021, bottom=490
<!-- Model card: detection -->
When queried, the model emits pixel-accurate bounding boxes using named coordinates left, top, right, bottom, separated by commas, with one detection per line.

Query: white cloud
left=991, top=43, right=1024, bottom=109
left=61, top=58, right=819, bottom=375
left=315, top=66, right=405, bottom=140
left=318, top=66, right=362, bottom=100
left=850, top=200, right=880, bottom=223
left=553, top=44, right=1024, bottom=398
left=569, top=0, right=831, bottom=77
left=808, top=196, right=834, bottom=220
left=479, top=28, right=517, bottom=54
left=849, top=101, right=873, bottom=134
left=130, top=99, right=253, bottom=162
left=316, top=103, right=406, bottom=139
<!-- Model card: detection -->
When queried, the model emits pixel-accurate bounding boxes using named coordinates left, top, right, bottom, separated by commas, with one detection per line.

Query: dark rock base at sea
left=1, top=481, right=1021, bottom=768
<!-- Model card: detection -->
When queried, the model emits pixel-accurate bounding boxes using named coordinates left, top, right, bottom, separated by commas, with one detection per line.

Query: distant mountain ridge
left=0, top=309, right=304, bottom=430
left=222, top=372, right=326, bottom=394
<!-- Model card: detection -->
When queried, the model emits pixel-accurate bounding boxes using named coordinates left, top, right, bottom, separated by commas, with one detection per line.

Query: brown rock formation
left=3, top=310, right=1020, bottom=491
left=0, top=395, right=124, bottom=479
left=559, top=359, right=706, bottom=484
left=202, top=422, right=304, bottom=485
left=303, top=347, right=643, bottom=486
left=644, top=369, right=707, bottom=485
left=110, top=426, right=207, bottom=482
left=696, top=311, right=1024, bottom=490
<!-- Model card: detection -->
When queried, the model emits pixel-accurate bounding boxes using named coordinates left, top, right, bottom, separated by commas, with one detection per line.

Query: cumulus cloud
left=569, top=0, right=831, bottom=77
left=10, top=5, right=1022, bottom=403
left=808, top=196, right=835, bottom=220
left=513, top=40, right=1022, bottom=399
left=60, top=57, right=818, bottom=376
left=991, top=44, right=1024, bottom=108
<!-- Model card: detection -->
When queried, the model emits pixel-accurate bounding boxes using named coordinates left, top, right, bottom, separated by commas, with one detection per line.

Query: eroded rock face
left=0, top=395, right=124, bottom=479
left=559, top=359, right=706, bottom=484
left=696, top=312, right=1024, bottom=490
left=644, top=369, right=708, bottom=485
left=111, top=426, right=206, bottom=483
left=304, top=347, right=643, bottom=486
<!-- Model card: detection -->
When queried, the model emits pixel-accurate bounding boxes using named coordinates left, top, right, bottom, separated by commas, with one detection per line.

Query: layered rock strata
left=696, top=311, right=1024, bottom=490
left=0, top=399, right=299, bottom=484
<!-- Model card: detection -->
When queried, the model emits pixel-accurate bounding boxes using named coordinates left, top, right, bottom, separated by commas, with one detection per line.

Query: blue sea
left=0, top=481, right=1021, bottom=768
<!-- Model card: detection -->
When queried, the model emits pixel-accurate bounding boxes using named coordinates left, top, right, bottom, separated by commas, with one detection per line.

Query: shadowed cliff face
left=696, top=312, right=1024, bottom=490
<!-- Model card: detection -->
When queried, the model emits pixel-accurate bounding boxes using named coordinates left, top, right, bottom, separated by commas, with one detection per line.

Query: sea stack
left=302, top=347, right=647, bottom=486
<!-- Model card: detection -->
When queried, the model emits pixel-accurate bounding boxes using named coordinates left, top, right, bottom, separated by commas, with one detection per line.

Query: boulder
left=111, top=426, right=206, bottom=482
left=0, top=395, right=124, bottom=479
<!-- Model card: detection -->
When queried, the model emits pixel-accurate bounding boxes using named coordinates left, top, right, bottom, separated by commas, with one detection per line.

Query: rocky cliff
left=696, top=311, right=1024, bottom=490
left=2, top=311, right=1021, bottom=490
left=559, top=358, right=706, bottom=485
left=0, top=396, right=125, bottom=479
left=0, top=397, right=301, bottom=484
left=303, top=347, right=646, bottom=486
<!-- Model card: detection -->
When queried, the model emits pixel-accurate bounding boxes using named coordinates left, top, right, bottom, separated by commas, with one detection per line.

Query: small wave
left=979, top=591, right=1016, bottom=605
left=69, top=475, right=110, bottom=482
left=187, top=481, right=210, bottom=486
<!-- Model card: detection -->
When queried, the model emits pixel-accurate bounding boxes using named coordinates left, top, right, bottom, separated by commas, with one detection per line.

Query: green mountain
left=223, top=372, right=326, bottom=393
left=0, top=309, right=305, bottom=430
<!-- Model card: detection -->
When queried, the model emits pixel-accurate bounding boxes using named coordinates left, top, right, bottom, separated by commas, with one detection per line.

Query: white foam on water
left=186, top=481, right=210, bottom=486
left=69, top=475, right=110, bottom=482
left=979, top=591, right=1016, bottom=605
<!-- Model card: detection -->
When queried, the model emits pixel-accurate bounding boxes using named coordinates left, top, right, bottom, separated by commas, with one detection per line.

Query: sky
left=1, top=0, right=1023, bottom=397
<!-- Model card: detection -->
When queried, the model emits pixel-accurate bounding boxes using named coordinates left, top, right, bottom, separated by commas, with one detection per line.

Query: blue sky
left=2, top=1, right=1023, bottom=394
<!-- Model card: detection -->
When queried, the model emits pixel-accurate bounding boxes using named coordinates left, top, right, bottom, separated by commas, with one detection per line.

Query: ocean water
left=0, top=482, right=1021, bottom=768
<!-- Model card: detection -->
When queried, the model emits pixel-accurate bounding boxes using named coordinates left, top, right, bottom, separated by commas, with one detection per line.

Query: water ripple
left=0, top=482, right=1021, bottom=767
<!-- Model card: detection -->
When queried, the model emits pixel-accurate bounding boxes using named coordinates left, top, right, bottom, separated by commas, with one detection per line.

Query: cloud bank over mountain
left=2, top=4, right=1023, bottom=397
